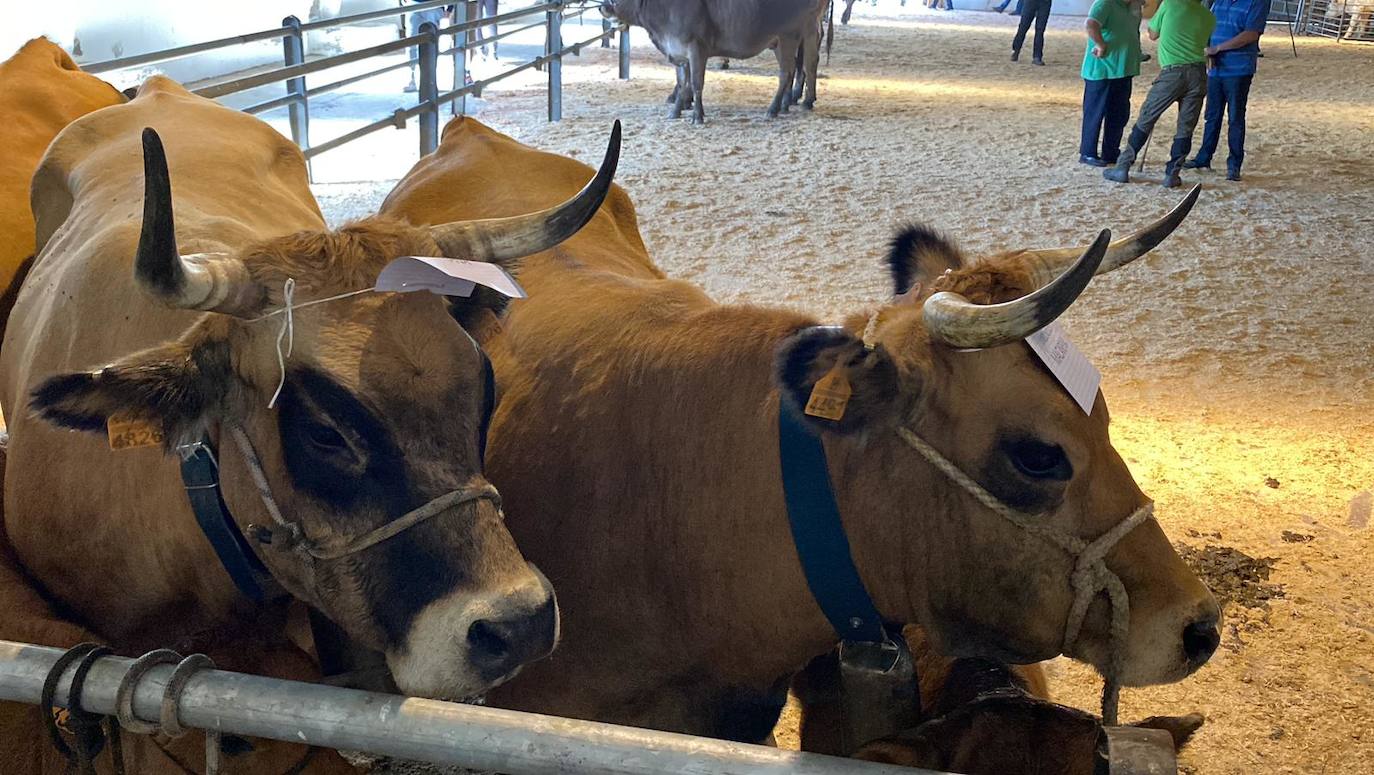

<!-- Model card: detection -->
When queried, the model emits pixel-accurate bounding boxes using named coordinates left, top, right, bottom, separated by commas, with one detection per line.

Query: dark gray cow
left=601, top=0, right=827, bottom=123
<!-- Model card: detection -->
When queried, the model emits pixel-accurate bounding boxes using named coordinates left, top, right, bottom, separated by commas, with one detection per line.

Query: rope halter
left=894, top=425, right=1153, bottom=725
left=224, top=424, right=502, bottom=563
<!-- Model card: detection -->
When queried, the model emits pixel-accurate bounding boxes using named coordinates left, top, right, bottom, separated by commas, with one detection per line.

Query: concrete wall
left=1, top=0, right=397, bottom=85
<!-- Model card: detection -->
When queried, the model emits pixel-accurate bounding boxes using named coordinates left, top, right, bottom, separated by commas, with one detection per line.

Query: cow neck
left=177, top=433, right=281, bottom=603
left=777, top=405, right=888, bottom=646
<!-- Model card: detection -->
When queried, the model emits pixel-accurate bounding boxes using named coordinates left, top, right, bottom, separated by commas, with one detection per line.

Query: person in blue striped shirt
left=1183, top=0, right=1267, bottom=180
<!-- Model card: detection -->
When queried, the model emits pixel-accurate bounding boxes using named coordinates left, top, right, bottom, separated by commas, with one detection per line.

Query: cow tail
left=825, top=0, right=835, bottom=66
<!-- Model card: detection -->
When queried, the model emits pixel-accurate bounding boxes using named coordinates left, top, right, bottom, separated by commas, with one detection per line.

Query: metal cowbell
left=837, top=636, right=920, bottom=755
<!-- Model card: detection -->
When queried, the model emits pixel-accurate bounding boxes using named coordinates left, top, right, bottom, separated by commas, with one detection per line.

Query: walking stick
left=1136, top=134, right=1151, bottom=172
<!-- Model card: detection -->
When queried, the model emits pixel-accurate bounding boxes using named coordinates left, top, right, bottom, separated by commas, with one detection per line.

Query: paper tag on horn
left=1026, top=321, right=1100, bottom=415
left=107, top=414, right=165, bottom=450
left=375, top=257, right=528, bottom=299
left=805, top=365, right=853, bottom=421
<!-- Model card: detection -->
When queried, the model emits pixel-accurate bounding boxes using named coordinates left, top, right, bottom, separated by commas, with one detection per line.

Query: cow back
left=382, top=116, right=658, bottom=281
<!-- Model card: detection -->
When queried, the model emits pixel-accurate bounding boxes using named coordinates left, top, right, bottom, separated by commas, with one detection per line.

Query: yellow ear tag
left=804, top=365, right=852, bottom=421
left=107, top=414, right=165, bottom=450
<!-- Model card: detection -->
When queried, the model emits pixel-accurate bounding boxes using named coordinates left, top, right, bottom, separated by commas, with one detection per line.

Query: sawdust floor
left=314, top=5, right=1374, bottom=772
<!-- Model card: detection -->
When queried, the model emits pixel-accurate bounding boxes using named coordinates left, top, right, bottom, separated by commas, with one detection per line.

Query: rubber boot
left=1104, top=127, right=1148, bottom=183
left=1161, top=136, right=1190, bottom=188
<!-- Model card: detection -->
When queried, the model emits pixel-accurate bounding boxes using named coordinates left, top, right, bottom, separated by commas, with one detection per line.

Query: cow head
left=775, top=188, right=1220, bottom=687
left=599, top=0, right=641, bottom=26
left=30, top=125, right=621, bottom=700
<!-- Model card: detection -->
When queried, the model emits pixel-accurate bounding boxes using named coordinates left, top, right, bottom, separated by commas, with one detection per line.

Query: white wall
left=1, top=0, right=398, bottom=84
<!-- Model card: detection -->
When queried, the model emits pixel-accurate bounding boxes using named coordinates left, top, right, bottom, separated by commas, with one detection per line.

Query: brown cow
left=0, top=38, right=125, bottom=296
left=0, top=80, right=615, bottom=703
left=796, top=625, right=1204, bottom=773
left=381, top=117, right=1219, bottom=741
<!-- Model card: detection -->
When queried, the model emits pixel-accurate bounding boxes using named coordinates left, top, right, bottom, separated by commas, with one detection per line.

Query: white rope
left=248, top=282, right=375, bottom=410
left=894, top=425, right=1152, bottom=725
left=267, top=278, right=295, bottom=409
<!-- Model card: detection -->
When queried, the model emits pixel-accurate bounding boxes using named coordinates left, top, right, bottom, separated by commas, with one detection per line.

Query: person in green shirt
left=1080, top=0, right=1144, bottom=166
left=1103, top=0, right=1216, bottom=187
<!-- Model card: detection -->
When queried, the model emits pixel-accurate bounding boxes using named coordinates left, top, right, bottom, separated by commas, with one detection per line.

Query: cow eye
left=1004, top=440, right=1071, bottom=481
left=303, top=420, right=350, bottom=454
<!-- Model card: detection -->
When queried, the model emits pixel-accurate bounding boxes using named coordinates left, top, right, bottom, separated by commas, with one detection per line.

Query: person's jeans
left=1114, top=63, right=1207, bottom=173
left=408, top=7, right=448, bottom=67
left=1193, top=74, right=1254, bottom=172
left=995, top=0, right=1024, bottom=12
left=1012, top=0, right=1052, bottom=59
left=1081, top=77, right=1134, bottom=163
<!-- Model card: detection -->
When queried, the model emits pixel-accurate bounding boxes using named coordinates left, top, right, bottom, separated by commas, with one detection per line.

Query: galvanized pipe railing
left=79, top=0, right=631, bottom=172
left=0, top=640, right=944, bottom=775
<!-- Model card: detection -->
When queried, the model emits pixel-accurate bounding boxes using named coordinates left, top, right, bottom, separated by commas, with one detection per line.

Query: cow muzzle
left=390, top=564, right=559, bottom=700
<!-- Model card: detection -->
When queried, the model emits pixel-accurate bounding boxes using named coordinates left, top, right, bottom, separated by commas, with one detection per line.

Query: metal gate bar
left=0, top=640, right=944, bottom=775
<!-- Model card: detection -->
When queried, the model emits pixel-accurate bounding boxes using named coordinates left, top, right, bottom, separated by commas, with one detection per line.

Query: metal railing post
left=281, top=16, right=311, bottom=172
left=419, top=21, right=440, bottom=155
left=452, top=2, right=469, bottom=115
left=547, top=1, right=563, bottom=121
left=619, top=25, right=630, bottom=79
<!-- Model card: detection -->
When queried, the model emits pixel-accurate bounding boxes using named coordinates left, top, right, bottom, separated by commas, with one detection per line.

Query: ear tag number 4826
left=805, top=365, right=852, bottom=422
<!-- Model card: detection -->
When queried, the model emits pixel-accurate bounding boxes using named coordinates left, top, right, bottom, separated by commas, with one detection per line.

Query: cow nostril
left=1182, top=618, right=1220, bottom=665
left=467, top=619, right=512, bottom=666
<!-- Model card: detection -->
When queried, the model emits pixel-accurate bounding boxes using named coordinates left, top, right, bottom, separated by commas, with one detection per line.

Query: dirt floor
left=313, top=6, right=1374, bottom=773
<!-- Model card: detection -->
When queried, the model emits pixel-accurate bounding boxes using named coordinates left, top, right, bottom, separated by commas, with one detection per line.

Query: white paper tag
left=1026, top=321, right=1101, bottom=415
left=375, top=257, right=528, bottom=299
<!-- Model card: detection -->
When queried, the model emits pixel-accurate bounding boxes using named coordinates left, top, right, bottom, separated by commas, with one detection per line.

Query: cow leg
left=801, top=20, right=821, bottom=109
left=687, top=44, right=707, bottom=124
left=669, top=62, right=688, bottom=119
left=791, top=46, right=805, bottom=104
left=768, top=36, right=801, bottom=117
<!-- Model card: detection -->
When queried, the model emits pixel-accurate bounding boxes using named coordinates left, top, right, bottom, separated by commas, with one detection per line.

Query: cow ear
left=447, top=256, right=522, bottom=332
left=887, top=225, right=964, bottom=296
left=775, top=326, right=901, bottom=435
left=29, top=335, right=232, bottom=449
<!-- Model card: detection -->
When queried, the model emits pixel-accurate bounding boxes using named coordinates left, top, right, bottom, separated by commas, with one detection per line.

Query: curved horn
left=428, top=120, right=622, bottom=261
left=923, top=229, right=1111, bottom=350
left=1021, top=184, right=1200, bottom=287
left=135, top=128, right=260, bottom=316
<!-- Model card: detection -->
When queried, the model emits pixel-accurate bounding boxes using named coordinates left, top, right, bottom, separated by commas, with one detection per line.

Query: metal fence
left=0, top=639, right=944, bottom=775
left=82, top=0, right=632, bottom=171
left=1297, top=0, right=1374, bottom=40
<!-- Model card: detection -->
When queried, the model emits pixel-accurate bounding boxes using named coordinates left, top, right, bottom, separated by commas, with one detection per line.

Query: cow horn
left=923, top=229, right=1111, bottom=350
left=1020, top=185, right=1200, bottom=288
left=135, top=128, right=260, bottom=316
left=428, top=120, right=622, bottom=261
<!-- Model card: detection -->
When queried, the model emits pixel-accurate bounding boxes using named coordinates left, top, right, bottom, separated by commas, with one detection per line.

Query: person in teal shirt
left=1079, top=0, right=1143, bottom=166
left=1104, top=0, right=1215, bottom=187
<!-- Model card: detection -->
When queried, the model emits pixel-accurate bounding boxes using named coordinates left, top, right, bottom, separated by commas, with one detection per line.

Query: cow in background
left=0, top=38, right=125, bottom=336
left=600, top=0, right=828, bottom=122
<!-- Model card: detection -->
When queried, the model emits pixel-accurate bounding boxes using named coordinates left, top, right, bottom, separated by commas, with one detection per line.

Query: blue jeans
left=996, top=0, right=1025, bottom=12
left=1194, top=74, right=1254, bottom=173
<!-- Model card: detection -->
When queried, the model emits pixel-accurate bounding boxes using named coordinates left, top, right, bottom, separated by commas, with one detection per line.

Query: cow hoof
left=690, top=115, right=705, bottom=125
left=802, top=100, right=815, bottom=110
left=766, top=107, right=780, bottom=119
left=668, top=109, right=683, bottom=120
